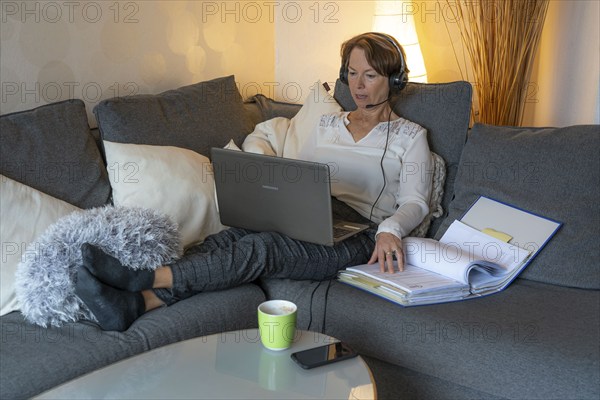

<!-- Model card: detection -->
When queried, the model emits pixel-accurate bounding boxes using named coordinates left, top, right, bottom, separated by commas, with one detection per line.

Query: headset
left=339, top=32, right=408, bottom=92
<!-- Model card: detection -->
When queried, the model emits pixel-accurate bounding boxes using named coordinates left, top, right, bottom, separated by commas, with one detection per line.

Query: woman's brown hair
left=340, top=32, right=410, bottom=78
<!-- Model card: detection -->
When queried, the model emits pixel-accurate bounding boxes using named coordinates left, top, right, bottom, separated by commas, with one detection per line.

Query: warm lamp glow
left=372, top=1, right=428, bottom=83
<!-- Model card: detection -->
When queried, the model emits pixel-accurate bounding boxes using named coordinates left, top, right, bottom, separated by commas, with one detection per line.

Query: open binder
left=338, top=196, right=562, bottom=306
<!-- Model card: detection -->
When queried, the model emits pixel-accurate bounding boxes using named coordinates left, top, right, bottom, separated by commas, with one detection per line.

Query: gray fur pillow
left=15, top=206, right=182, bottom=327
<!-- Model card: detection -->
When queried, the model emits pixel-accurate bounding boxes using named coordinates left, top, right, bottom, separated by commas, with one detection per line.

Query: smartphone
left=290, top=342, right=358, bottom=369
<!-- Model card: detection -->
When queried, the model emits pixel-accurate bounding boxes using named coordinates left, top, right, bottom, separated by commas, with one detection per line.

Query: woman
left=75, top=32, right=433, bottom=331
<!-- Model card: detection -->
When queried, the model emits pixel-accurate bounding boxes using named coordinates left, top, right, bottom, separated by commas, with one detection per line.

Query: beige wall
left=410, top=0, right=599, bottom=126
left=0, top=1, right=275, bottom=126
left=2, top=1, right=598, bottom=127
left=273, top=1, right=376, bottom=103
left=523, top=0, right=600, bottom=126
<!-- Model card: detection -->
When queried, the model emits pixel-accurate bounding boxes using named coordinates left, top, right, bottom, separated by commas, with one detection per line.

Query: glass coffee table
left=36, top=329, right=376, bottom=399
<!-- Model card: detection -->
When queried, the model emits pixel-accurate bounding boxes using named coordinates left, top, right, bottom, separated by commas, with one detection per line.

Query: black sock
left=75, top=264, right=146, bottom=331
left=81, top=243, right=154, bottom=292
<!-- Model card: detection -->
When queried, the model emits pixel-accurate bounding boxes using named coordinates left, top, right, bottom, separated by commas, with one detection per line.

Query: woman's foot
left=75, top=264, right=145, bottom=331
left=81, top=243, right=155, bottom=292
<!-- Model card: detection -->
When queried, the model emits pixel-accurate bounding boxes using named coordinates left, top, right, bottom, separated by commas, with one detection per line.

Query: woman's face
left=347, top=47, right=390, bottom=109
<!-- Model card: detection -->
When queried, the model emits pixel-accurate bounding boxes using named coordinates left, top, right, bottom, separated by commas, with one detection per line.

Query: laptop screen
left=211, top=148, right=336, bottom=245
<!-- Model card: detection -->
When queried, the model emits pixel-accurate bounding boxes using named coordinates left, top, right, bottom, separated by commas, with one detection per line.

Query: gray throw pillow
left=435, top=123, right=600, bottom=289
left=0, top=100, right=111, bottom=209
left=94, top=75, right=254, bottom=158
left=251, top=94, right=302, bottom=120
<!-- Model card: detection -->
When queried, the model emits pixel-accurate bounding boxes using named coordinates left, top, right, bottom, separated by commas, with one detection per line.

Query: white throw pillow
left=0, top=175, right=80, bottom=316
left=103, top=141, right=226, bottom=248
left=223, top=139, right=242, bottom=151
left=243, top=81, right=343, bottom=158
left=284, top=81, right=343, bottom=158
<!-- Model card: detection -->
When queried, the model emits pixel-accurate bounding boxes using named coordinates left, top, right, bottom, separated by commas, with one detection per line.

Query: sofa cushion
left=0, top=284, right=265, bottom=400
left=334, top=80, right=472, bottom=237
left=323, top=280, right=599, bottom=400
left=0, top=175, right=80, bottom=316
left=436, top=124, right=600, bottom=289
left=243, top=100, right=265, bottom=127
left=251, top=93, right=302, bottom=120
left=103, top=140, right=225, bottom=248
left=0, top=100, right=111, bottom=208
left=94, top=76, right=254, bottom=157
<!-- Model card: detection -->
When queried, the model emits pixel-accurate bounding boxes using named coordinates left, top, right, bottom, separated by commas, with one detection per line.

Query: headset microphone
left=366, top=98, right=389, bottom=109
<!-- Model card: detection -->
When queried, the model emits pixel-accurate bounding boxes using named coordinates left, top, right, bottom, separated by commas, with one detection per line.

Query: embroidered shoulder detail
left=318, top=113, right=345, bottom=144
left=319, top=113, right=341, bottom=128
left=389, top=118, right=424, bottom=139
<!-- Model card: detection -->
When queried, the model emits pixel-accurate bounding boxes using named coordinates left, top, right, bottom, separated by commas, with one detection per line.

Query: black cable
left=306, top=280, right=323, bottom=332
left=369, top=106, right=395, bottom=222
left=320, top=279, right=333, bottom=334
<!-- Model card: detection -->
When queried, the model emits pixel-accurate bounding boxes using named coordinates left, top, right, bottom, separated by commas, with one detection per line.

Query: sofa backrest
left=435, top=123, right=600, bottom=289
left=334, top=80, right=473, bottom=236
left=94, top=75, right=255, bottom=159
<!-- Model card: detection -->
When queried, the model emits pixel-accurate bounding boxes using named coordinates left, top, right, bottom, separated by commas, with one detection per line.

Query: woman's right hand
left=368, top=232, right=404, bottom=273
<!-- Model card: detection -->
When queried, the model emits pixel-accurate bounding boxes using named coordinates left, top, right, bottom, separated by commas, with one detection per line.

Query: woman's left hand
left=368, top=232, right=404, bottom=273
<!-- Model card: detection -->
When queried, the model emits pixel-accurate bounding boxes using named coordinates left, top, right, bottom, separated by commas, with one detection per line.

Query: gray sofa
left=1, top=75, right=598, bottom=399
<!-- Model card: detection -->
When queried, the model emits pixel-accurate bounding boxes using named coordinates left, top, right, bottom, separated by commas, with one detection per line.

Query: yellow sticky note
left=482, top=228, right=513, bottom=243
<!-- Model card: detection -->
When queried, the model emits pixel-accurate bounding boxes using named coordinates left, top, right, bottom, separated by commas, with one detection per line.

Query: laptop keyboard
left=333, top=226, right=357, bottom=239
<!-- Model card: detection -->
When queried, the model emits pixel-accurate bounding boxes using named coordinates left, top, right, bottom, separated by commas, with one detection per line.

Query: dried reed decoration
left=446, top=0, right=549, bottom=126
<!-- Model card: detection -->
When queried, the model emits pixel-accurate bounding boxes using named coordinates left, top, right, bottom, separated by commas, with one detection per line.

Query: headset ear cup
left=339, top=65, right=348, bottom=85
left=390, top=71, right=408, bottom=91
left=399, top=71, right=408, bottom=90
left=389, top=73, right=399, bottom=89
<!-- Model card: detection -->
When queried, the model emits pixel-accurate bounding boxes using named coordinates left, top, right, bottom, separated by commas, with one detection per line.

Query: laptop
left=211, top=148, right=369, bottom=246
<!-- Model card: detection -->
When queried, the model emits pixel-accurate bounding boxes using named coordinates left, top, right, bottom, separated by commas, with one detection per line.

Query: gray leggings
left=154, top=199, right=377, bottom=305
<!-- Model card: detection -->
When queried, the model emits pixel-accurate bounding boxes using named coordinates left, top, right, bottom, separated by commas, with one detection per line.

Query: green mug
left=257, top=300, right=297, bottom=351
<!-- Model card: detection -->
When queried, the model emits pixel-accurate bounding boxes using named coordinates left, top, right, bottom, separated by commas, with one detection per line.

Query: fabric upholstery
left=334, top=80, right=472, bottom=236
left=436, top=123, right=600, bottom=289
left=103, top=141, right=225, bottom=248
left=0, top=175, right=80, bottom=316
left=94, top=76, right=255, bottom=158
left=0, top=100, right=111, bottom=208
left=0, top=284, right=265, bottom=400
left=251, top=93, right=302, bottom=120
left=361, top=355, right=503, bottom=400
left=323, top=280, right=599, bottom=400
left=243, top=100, right=265, bottom=128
